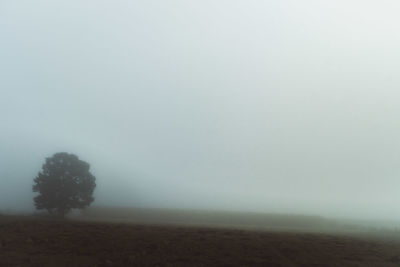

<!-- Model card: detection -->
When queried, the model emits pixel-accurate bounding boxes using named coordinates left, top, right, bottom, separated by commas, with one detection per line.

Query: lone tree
left=33, top=152, right=96, bottom=217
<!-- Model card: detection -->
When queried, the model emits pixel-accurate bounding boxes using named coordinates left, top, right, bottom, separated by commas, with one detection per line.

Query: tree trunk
left=57, top=209, right=66, bottom=218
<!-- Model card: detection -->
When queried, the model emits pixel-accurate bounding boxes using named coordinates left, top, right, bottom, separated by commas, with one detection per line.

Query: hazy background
left=1, top=0, right=400, bottom=220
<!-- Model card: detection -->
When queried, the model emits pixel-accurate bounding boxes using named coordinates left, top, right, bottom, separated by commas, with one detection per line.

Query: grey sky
left=1, top=0, right=400, bottom=220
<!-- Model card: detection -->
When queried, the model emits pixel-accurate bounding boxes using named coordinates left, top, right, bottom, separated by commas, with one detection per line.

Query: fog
left=1, top=0, right=400, bottom=221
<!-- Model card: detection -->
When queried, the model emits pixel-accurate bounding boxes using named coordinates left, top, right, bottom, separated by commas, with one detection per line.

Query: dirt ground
left=1, top=217, right=400, bottom=267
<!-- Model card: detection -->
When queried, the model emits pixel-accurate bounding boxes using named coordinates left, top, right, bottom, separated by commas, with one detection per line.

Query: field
left=1, top=209, right=400, bottom=266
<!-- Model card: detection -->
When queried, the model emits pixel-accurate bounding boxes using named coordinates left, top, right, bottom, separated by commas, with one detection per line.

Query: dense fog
left=1, top=0, right=400, bottom=221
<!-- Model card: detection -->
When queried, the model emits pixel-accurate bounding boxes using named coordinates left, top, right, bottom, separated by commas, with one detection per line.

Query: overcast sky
left=1, top=0, right=400, bottom=220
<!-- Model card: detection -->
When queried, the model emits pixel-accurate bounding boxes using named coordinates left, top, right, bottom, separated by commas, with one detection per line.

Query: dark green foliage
left=33, top=152, right=96, bottom=217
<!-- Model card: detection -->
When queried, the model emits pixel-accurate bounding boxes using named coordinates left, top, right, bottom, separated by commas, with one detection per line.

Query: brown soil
left=1, top=217, right=400, bottom=267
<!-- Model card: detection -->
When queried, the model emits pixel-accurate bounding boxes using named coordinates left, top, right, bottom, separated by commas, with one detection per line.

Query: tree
left=32, top=152, right=96, bottom=217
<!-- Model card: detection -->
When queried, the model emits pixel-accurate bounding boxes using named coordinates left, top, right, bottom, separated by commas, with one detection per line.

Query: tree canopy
left=32, top=152, right=96, bottom=217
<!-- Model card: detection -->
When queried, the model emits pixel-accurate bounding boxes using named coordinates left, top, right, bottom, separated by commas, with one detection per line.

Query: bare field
left=1, top=214, right=400, bottom=266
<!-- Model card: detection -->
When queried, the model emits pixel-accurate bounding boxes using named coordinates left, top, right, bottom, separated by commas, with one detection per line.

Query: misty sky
left=1, top=0, right=400, bottom=220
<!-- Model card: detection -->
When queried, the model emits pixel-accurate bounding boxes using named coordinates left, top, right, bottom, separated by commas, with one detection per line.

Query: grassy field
left=78, top=206, right=400, bottom=235
left=78, top=206, right=342, bottom=231
left=1, top=210, right=400, bottom=266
